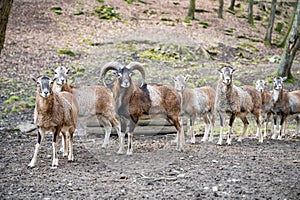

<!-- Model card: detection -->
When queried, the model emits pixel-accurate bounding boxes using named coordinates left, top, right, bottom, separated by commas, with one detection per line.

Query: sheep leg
left=61, top=131, right=68, bottom=157
left=127, top=120, right=137, bottom=155
left=278, top=115, right=286, bottom=140
left=293, top=116, right=300, bottom=137
left=52, top=128, right=61, bottom=167
left=201, top=114, right=210, bottom=142
left=28, top=128, right=45, bottom=168
left=172, top=116, right=184, bottom=152
left=272, top=114, right=278, bottom=139
left=217, top=112, right=224, bottom=145
left=190, top=116, right=196, bottom=144
left=237, top=116, right=249, bottom=143
left=264, top=112, right=271, bottom=137
left=68, top=128, right=74, bottom=161
left=117, top=118, right=127, bottom=155
left=282, top=118, right=287, bottom=137
left=97, top=116, right=112, bottom=149
left=227, top=113, right=236, bottom=145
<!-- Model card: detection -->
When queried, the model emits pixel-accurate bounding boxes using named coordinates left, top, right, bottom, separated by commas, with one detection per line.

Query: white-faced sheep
left=52, top=66, right=121, bottom=149
left=28, top=75, right=79, bottom=168
left=100, top=61, right=184, bottom=155
left=255, top=80, right=273, bottom=137
left=215, top=66, right=263, bottom=145
left=271, top=77, right=300, bottom=139
left=173, top=75, right=216, bottom=143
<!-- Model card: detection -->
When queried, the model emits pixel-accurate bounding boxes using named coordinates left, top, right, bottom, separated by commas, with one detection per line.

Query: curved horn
left=100, top=62, right=122, bottom=87
left=126, top=62, right=145, bottom=81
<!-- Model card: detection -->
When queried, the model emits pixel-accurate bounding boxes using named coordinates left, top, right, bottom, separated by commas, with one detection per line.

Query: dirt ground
left=0, top=0, right=300, bottom=199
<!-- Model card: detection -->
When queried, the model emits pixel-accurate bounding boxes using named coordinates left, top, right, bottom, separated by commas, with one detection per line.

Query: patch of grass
left=124, top=0, right=133, bottom=4
left=51, top=7, right=63, bottom=15
left=97, top=0, right=104, bottom=3
left=161, top=17, right=173, bottom=22
left=56, top=49, right=76, bottom=57
left=233, top=80, right=242, bottom=86
left=173, top=2, right=180, bottom=5
left=199, top=21, right=210, bottom=28
left=4, top=95, right=20, bottom=104
left=73, top=11, right=84, bottom=15
left=94, top=5, right=121, bottom=20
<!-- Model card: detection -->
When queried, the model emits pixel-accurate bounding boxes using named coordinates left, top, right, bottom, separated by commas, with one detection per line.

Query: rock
left=17, top=122, right=35, bottom=133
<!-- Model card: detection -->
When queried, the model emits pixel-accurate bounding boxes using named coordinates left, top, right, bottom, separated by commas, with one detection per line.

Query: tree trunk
left=228, top=0, right=236, bottom=11
left=278, top=0, right=300, bottom=79
left=0, top=0, right=13, bottom=55
left=187, top=0, right=196, bottom=19
left=264, top=0, right=277, bottom=46
left=279, top=4, right=297, bottom=47
left=248, top=0, right=254, bottom=25
left=218, top=0, right=224, bottom=19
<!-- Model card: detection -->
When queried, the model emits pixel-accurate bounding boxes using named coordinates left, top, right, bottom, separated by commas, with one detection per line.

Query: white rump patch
left=147, top=86, right=162, bottom=107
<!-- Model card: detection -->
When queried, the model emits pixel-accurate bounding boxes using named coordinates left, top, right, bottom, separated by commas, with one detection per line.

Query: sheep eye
left=129, top=72, right=135, bottom=77
left=117, top=73, right=122, bottom=78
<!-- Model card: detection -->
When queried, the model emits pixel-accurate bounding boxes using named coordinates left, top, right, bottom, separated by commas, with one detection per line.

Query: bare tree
left=278, top=0, right=300, bottom=79
left=187, top=0, right=196, bottom=19
left=218, top=0, right=224, bottom=19
left=264, top=0, right=277, bottom=46
left=248, top=0, right=254, bottom=25
left=0, top=0, right=13, bottom=54
left=228, top=0, right=236, bottom=11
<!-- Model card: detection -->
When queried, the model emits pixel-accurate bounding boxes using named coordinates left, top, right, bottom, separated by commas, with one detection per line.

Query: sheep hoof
left=237, top=138, right=242, bottom=143
left=126, top=151, right=133, bottom=156
left=102, top=143, right=109, bottom=149
left=217, top=140, right=223, bottom=145
left=176, top=146, right=184, bottom=152
left=200, top=138, right=207, bottom=143
left=63, top=153, right=68, bottom=157
left=190, top=140, right=196, bottom=144
left=277, top=136, right=282, bottom=140
left=208, top=137, right=214, bottom=142
left=117, top=149, right=125, bottom=155
left=68, top=155, right=74, bottom=162
left=27, top=164, right=35, bottom=169
left=271, top=135, right=277, bottom=140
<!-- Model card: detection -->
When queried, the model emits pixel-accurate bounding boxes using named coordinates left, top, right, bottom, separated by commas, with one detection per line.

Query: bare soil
left=0, top=0, right=300, bottom=199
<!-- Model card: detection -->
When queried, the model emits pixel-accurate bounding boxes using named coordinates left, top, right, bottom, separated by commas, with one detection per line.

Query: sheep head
left=32, top=75, right=55, bottom=98
left=256, top=80, right=267, bottom=93
left=273, top=76, right=287, bottom=91
left=218, top=66, right=236, bottom=85
left=52, top=66, right=71, bottom=86
left=173, top=75, right=188, bottom=92
left=101, top=61, right=145, bottom=88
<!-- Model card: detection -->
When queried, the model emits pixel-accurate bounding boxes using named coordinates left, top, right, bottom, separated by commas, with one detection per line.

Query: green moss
left=56, top=49, right=76, bottom=57
left=4, top=95, right=20, bottom=104
left=51, top=7, right=63, bottom=15
left=73, top=11, right=84, bottom=15
left=94, top=5, right=121, bottom=20
left=124, top=0, right=133, bottom=4
left=199, top=21, right=210, bottom=28
left=161, top=17, right=173, bottom=22
left=11, top=106, right=19, bottom=113
left=173, top=2, right=180, bottom=5
left=97, top=0, right=104, bottom=3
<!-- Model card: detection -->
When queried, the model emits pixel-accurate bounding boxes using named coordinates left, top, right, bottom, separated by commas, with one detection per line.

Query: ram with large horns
left=100, top=61, right=184, bottom=155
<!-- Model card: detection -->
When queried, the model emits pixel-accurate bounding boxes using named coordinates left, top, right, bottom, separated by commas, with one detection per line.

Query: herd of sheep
left=28, top=62, right=300, bottom=168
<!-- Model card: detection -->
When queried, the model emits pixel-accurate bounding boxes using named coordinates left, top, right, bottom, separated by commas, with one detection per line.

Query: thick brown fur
left=215, top=66, right=262, bottom=145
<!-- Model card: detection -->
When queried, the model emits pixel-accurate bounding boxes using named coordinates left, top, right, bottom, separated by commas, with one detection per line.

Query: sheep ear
left=66, top=67, right=72, bottom=75
left=282, top=77, right=287, bottom=81
left=172, top=76, right=177, bottom=82
left=31, top=75, right=37, bottom=82
left=185, top=76, right=189, bottom=82
left=232, top=67, right=237, bottom=73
